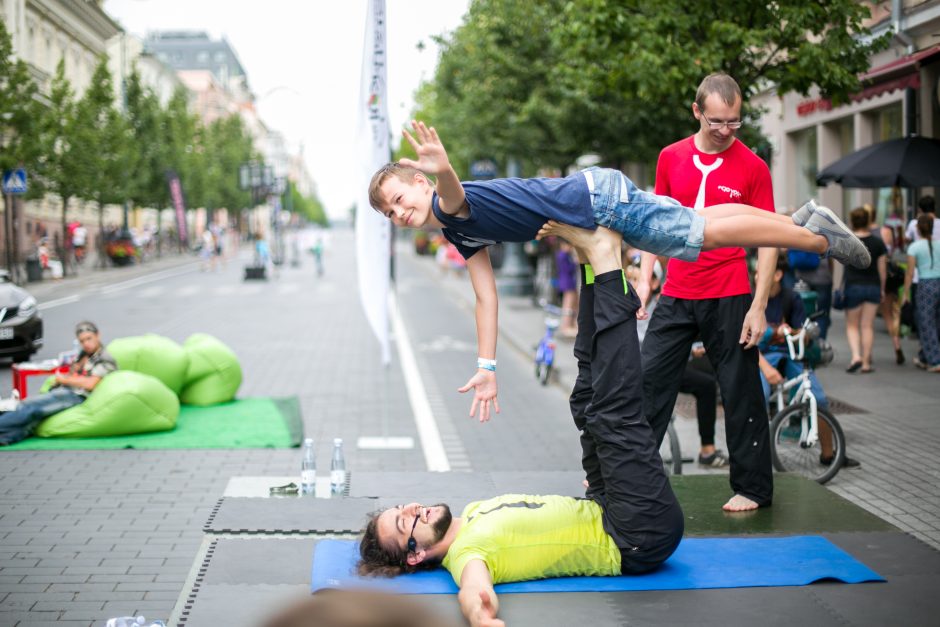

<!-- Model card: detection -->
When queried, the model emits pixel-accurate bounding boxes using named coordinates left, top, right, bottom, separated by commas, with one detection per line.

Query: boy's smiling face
left=379, top=173, right=435, bottom=229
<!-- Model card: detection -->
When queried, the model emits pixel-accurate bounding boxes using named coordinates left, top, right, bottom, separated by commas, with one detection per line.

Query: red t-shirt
left=655, top=136, right=774, bottom=299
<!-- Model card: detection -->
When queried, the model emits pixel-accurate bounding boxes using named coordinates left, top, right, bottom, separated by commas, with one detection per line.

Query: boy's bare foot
left=537, top=221, right=621, bottom=274
left=722, top=494, right=760, bottom=512
left=537, top=220, right=595, bottom=246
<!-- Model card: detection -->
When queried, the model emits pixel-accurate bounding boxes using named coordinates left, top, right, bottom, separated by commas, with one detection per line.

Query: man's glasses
left=406, top=510, right=420, bottom=553
left=701, top=112, right=743, bottom=130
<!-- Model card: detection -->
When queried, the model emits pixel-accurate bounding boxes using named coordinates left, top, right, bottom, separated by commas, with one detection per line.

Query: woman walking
left=843, top=207, right=887, bottom=373
left=904, top=214, right=940, bottom=372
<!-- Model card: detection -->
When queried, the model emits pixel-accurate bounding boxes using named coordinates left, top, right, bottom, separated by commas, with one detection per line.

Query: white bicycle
left=767, top=313, right=846, bottom=484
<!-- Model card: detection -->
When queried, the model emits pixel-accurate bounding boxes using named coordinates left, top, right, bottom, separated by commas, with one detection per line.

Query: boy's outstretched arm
left=399, top=120, right=467, bottom=216
left=459, top=249, right=500, bottom=422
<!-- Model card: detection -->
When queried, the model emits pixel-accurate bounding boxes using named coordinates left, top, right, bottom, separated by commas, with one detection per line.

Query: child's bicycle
left=534, top=301, right=563, bottom=386
left=767, top=312, right=845, bottom=484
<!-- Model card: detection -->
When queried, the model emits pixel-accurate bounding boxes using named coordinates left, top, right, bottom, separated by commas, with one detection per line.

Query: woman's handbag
left=832, top=288, right=846, bottom=310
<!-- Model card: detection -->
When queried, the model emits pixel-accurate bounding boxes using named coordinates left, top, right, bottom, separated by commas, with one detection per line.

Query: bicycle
left=534, top=301, right=562, bottom=386
left=767, top=312, right=846, bottom=484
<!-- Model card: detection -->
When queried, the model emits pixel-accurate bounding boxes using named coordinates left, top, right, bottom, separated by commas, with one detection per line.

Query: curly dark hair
left=357, top=511, right=410, bottom=578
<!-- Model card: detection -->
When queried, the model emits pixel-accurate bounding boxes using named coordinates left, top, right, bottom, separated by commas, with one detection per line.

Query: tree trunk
left=97, top=201, right=107, bottom=269
left=60, top=195, right=69, bottom=278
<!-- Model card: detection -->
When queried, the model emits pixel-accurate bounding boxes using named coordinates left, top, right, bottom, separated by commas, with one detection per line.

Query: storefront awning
left=851, top=45, right=940, bottom=101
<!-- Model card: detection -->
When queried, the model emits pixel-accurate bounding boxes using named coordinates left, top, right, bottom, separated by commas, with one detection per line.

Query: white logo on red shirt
left=691, top=155, right=723, bottom=210
left=717, top=185, right=742, bottom=201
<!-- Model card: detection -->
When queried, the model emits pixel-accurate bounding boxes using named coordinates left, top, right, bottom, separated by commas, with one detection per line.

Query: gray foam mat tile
left=489, top=470, right=587, bottom=496
left=349, top=471, right=497, bottom=498
left=205, top=496, right=483, bottom=534
left=824, top=530, right=940, bottom=576
left=605, top=586, right=846, bottom=627
left=202, top=537, right=319, bottom=585
left=808, top=574, right=940, bottom=627
left=180, top=583, right=312, bottom=627
left=205, top=497, right=380, bottom=534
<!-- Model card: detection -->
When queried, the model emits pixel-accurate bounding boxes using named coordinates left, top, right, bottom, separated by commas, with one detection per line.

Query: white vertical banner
left=356, top=0, right=391, bottom=365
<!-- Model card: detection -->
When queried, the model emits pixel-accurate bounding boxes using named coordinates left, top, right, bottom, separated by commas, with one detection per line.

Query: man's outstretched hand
left=474, top=590, right=505, bottom=627
left=458, top=370, right=500, bottom=422
left=398, top=120, right=451, bottom=177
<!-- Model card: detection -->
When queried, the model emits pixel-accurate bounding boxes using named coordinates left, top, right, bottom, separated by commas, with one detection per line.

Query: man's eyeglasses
left=406, top=510, right=420, bottom=553
left=701, top=112, right=743, bottom=130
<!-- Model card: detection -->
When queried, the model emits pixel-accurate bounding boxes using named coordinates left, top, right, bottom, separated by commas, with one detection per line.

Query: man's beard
left=429, top=503, right=453, bottom=543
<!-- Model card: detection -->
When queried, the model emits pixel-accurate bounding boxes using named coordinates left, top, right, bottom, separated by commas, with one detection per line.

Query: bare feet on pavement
left=722, top=494, right=760, bottom=512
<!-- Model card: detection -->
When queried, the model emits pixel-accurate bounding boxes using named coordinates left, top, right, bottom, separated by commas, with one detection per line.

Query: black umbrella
left=816, top=135, right=940, bottom=188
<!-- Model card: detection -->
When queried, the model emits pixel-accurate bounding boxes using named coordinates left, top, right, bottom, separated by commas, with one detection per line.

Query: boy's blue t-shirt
left=432, top=173, right=594, bottom=259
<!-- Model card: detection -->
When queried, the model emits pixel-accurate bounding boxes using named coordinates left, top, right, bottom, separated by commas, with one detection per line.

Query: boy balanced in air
left=369, top=121, right=870, bottom=420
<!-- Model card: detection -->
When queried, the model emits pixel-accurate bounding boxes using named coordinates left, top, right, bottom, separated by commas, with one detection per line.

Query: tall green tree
left=204, top=114, right=254, bottom=220
left=419, top=0, right=891, bottom=174
left=124, top=67, right=167, bottom=213
left=72, top=56, right=127, bottom=262
left=163, top=87, right=202, bottom=246
left=0, top=19, right=41, bottom=279
left=0, top=19, right=41, bottom=174
left=34, top=59, right=82, bottom=275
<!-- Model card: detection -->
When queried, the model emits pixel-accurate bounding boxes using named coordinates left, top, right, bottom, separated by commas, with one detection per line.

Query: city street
left=0, top=226, right=938, bottom=626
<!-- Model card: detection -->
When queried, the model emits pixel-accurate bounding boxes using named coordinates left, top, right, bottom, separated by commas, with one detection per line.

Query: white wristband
left=477, top=357, right=497, bottom=371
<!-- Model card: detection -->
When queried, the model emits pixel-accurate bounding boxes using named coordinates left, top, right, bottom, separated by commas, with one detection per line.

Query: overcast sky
left=103, top=0, right=470, bottom=219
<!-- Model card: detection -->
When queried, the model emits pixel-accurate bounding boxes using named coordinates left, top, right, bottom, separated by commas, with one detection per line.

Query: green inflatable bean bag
left=107, top=334, right=189, bottom=395
left=35, top=370, right=179, bottom=438
left=179, top=333, right=242, bottom=406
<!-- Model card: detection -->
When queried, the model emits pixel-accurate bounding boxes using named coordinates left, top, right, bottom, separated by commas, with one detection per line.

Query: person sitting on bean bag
left=0, top=321, right=117, bottom=444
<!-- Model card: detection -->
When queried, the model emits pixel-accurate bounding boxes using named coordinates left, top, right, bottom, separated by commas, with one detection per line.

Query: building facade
left=2, top=0, right=120, bottom=96
left=755, top=0, right=940, bottom=224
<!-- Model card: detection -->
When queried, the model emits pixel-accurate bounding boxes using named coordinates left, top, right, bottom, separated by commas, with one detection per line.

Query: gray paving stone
left=33, top=601, right=102, bottom=612
left=114, top=582, right=181, bottom=592
left=72, top=590, right=144, bottom=602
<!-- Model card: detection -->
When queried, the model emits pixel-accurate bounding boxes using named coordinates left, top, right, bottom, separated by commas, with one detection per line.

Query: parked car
left=0, top=270, right=43, bottom=361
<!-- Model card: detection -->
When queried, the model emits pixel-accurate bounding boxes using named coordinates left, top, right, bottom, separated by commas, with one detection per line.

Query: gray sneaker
left=805, top=206, right=871, bottom=269
left=791, top=199, right=817, bottom=226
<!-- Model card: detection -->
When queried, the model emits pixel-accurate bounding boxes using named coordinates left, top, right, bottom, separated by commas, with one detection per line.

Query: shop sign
left=797, top=98, right=832, bottom=117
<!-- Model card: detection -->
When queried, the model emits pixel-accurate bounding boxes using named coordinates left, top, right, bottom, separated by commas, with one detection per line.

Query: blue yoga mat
left=311, top=536, right=884, bottom=594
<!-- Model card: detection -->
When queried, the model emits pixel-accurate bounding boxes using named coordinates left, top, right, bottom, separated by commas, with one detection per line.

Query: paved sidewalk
left=431, top=251, right=940, bottom=549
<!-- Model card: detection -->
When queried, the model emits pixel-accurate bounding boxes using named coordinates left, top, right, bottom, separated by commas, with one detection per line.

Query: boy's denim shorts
left=584, top=167, right=705, bottom=262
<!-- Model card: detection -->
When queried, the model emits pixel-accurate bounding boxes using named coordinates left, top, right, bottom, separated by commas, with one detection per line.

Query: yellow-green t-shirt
left=441, top=494, right=621, bottom=585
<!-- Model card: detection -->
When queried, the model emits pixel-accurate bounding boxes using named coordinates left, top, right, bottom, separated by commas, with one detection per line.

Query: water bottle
left=106, top=617, right=164, bottom=627
left=330, top=438, right=346, bottom=496
left=301, top=438, right=316, bottom=495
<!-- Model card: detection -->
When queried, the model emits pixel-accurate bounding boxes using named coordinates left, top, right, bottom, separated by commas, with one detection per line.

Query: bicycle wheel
left=660, top=420, right=683, bottom=475
left=770, top=404, right=845, bottom=484
left=536, top=361, right=552, bottom=385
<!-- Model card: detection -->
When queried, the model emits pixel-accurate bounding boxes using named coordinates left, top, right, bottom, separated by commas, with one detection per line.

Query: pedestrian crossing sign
left=2, top=169, right=27, bottom=194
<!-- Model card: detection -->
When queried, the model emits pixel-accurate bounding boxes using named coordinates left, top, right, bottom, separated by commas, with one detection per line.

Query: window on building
left=874, top=102, right=904, bottom=222
left=794, top=127, right=818, bottom=208
left=197, top=51, right=209, bottom=63
left=836, top=119, right=854, bottom=214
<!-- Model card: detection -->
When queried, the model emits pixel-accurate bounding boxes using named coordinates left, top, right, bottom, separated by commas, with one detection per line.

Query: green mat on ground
left=1, top=396, right=303, bottom=450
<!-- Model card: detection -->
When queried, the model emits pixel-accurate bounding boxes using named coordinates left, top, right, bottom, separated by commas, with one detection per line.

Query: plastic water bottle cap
left=334, top=438, right=342, bottom=446
left=304, top=438, right=313, bottom=446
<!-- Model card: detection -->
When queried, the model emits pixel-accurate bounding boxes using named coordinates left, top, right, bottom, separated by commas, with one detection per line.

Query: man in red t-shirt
left=637, top=74, right=776, bottom=512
